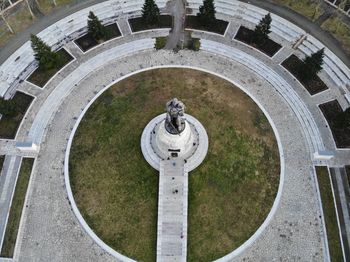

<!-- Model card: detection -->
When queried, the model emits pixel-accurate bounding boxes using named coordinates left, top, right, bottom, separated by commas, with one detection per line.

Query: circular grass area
left=69, top=68, right=280, bottom=261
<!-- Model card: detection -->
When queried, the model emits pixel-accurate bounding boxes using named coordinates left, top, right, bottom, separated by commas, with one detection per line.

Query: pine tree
left=0, top=98, right=17, bottom=118
left=298, top=48, right=324, bottom=81
left=303, top=48, right=324, bottom=75
left=87, top=11, right=107, bottom=41
left=197, top=0, right=216, bottom=26
left=252, top=13, right=272, bottom=47
left=30, top=34, right=61, bottom=70
left=142, top=0, right=160, bottom=25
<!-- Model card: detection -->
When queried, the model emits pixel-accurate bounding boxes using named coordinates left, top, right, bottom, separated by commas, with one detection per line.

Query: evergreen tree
left=297, top=48, right=324, bottom=81
left=0, top=98, right=17, bottom=118
left=142, top=0, right=160, bottom=25
left=87, top=11, right=107, bottom=41
left=30, top=34, right=61, bottom=70
left=303, top=48, right=324, bottom=76
left=197, top=0, right=216, bottom=26
left=252, top=13, right=272, bottom=47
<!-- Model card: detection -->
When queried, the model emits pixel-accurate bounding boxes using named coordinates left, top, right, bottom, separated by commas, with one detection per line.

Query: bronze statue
left=165, top=98, right=186, bottom=134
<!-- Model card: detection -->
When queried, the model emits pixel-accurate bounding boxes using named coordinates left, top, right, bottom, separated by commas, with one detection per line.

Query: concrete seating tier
left=187, top=0, right=304, bottom=44
left=0, top=0, right=167, bottom=98
left=200, top=39, right=324, bottom=155
left=298, top=35, right=350, bottom=93
left=28, top=38, right=155, bottom=145
left=187, top=0, right=350, bottom=99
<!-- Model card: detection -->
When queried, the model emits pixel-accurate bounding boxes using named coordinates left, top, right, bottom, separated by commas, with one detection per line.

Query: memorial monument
left=141, top=98, right=208, bottom=261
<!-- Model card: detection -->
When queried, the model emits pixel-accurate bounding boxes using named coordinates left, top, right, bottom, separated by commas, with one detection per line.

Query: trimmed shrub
left=155, top=37, right=167, bottom=50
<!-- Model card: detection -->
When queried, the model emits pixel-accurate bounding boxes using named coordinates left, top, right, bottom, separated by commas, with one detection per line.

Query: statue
left=165, top=98, right=186, bottom=134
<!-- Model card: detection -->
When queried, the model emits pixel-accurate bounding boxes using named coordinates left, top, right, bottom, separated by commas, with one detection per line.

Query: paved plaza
left=0, top=0, right=349, bottom=261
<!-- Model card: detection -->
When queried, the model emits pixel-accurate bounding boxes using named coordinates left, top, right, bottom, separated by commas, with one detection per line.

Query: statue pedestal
left=152, top=119, right=198, bottom=160
left=141, top=113, right=208, bottom=172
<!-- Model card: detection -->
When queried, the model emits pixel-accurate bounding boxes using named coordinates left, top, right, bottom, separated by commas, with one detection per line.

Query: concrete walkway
left=0, top=1, right=348, bottom=261
left=157, top=159, right=188, bottom=261
left=165, top=0, right=186, bottom=49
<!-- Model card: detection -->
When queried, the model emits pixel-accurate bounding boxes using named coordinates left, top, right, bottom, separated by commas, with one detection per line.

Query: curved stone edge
left=185, top=114, right=209, bottom=171
left=140, top=113, right=209, bottom=172
left=64, top=65, right=285, bottom=261
left=64, top=93, right=136, bottom=262
left=141, top=114, right=164, bottom=171
left=29, top=38, right=155, bottom=145
left=200, top=39, right=324, bottom=156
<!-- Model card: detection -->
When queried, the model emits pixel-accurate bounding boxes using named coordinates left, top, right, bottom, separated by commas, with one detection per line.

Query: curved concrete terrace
left=0, top=0, right=349, bottom=261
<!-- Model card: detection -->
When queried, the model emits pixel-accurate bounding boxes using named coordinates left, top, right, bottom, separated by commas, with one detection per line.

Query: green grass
left=346, top=166, right=350, bottom=186
left=0, top=0, right=74, bottom=47
left=0, top=4, right=35, bottom=48
left=272, top=0, right=323, bottom=21
left=0, top=155, right=4, bottom=174
left=70, top=68, right=280, bottom=261
left=0, top=92, right=33, bottom=139
left=0, top=158, right=34, bottom=258
left=315, top=166, right=343, bottom=262
left=36, top=0, right=74, bottom=15
left=155, top=37, right=167, bottom=50
left=322, top=16, right=350, bottom=56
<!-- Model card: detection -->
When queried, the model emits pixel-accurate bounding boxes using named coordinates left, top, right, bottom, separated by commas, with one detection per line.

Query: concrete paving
left=164, top=0, right=185, bottom=49
left=157, top=159, right=187, bottom=261
left=0, top=1, right=349, bottom=261
left=10, top=47, right=326, bottom=261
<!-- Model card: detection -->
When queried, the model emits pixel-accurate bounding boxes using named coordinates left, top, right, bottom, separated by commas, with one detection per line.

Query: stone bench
left=298, top=35, right=350, bottom=94
left=28, top=38, right=155, bottom=145
left=0, top=0, right=167, bottom=99
left=200, top=39, right=324, bottom=154
left=186, top=0, right=350, bottom=101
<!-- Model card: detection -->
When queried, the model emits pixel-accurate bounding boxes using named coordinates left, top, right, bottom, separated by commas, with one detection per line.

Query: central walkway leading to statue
left=157, top=158, right=188, bottom=262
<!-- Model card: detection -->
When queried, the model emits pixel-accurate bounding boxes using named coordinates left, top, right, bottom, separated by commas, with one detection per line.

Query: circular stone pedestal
left=141, top=113, right=208, bottom=171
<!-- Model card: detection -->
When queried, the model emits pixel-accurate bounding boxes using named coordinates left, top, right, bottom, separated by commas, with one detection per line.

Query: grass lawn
left=319, top=100, right=350, bottom=148
left=346, top=166, right=350, bottom=188
left=0, top=5, right=35, bottom=48
left=27, top=48, right=73, bottom=87
left=234, top=26, right=282, bottom=57
left=129, top=15, right=172, bottom=32
left=70, top=68, right=280, bottom=261
left=0, top=158, right=34, bottom=258
left=0, top=0, right=74, bottom=48
left=315, top=166, right=343, bottom=262
left=0, top=155, right=4, bottom=174
left=322, top=16, right=350, bottom=57
left=282, top=55, right=328, bottom=95
left=36, top=0, right=74, bottom=15
left=185, top=15, right=228, bottom=35
left=74, top=23, right=121, bottom=52
left=0, top=92, right=33, bottom=139
left=272, top=0, right=323, bottom=21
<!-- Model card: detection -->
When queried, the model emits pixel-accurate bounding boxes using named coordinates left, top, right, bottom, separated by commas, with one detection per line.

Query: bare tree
left=0, top=0, right=14, bottom=33
left=25, top=0, right=35, bottom=18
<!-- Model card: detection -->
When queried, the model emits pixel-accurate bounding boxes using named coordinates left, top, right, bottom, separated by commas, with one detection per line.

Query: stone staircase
left=157, top=159, right=188, bottom=262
